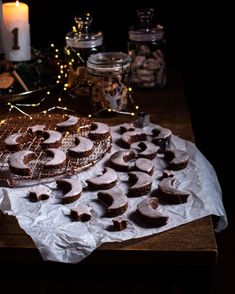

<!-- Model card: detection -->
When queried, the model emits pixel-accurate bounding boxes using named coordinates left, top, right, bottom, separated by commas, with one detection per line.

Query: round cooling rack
left=0, top=114, right=112, bottom=187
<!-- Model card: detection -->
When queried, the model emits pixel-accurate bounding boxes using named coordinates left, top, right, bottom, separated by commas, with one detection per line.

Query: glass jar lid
left=128, top=8, right=164, bottom=42
left=66, top=13, right=103, bottom=48
left=87, top=52, right=131, bottom=75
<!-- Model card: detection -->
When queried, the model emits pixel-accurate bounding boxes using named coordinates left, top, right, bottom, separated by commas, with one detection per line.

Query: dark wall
left=23, top=0, right=182, bottom=67
left=178, top=2, right=232, bottom=208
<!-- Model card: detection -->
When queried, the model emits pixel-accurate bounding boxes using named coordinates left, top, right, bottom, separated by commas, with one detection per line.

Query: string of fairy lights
left=2, top=43, right=140, bottom=120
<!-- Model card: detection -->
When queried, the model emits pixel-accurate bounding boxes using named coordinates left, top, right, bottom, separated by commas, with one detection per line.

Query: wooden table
left=0, top=70, right=217, bottom=269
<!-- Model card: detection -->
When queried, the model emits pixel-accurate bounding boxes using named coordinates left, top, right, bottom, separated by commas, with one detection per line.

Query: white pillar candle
left=2, top=1, right=31, bottom=61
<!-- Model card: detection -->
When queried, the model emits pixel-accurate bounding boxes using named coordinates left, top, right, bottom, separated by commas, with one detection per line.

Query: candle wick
left=15, top=1, right=20, bottom=7
left=11, top=70, right=29, bottom=92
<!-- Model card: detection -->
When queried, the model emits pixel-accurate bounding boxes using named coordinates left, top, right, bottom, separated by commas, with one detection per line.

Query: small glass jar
left=65, top=13, right=103, bottom=97
left=128, top=8, right=166, bottom=88
left=87, top=52, right=131, bottom=114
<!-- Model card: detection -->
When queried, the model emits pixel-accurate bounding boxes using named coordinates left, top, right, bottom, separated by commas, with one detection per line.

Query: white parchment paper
left=0, top=123, right=228, bottom=263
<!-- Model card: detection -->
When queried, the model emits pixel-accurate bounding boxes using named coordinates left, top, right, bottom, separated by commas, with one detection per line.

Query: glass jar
left=87, top=52, right=131, bottom=114
left=128, top=8, right=166, bottom=88
left=65, top=13, right=103, bottom=97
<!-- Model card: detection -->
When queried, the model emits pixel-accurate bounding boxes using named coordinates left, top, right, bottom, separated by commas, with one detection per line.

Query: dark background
left=2, top=0, right=232, bottom=205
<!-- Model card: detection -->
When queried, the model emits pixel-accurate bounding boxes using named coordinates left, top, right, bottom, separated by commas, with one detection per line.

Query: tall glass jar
left=65, top=13, right=103, bottom=97
left=128, top=8, right=166, bottom=88
left=87, top=52, right=131, bottom=114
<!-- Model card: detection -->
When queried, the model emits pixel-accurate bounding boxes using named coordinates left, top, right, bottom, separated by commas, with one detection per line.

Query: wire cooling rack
left=0, top=114, right=112, bottom=187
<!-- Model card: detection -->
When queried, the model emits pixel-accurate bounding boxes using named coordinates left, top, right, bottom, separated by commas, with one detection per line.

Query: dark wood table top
left=0, top=69, right=217, bottom=266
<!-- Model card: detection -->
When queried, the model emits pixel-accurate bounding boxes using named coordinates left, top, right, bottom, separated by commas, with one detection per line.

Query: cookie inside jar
left=128, top=8, right=166, bottom=88
left=87, top=52, right=131, bottom=114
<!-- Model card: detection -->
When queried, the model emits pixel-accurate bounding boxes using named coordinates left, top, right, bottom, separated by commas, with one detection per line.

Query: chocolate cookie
left=152, top=126, right=172, bottom=152
left=97, top=189, right=128, bottom=216
left=56, top=178, right=83, bottom=204
left=121, top=130, right=147, bottom=149
left=112, top=216, right=128, bottom=231
left=86, top=167, right=118, bottom=190
left=161, top=169, right=175, bottom=179
left=131, top=141, right=158, bottom=160
left=109, top=150, right=135, bottom=172
left=68, top=135, right=94, bottom=158
left=134, top=158, right=154, bottom=175
left=154, top=177, right=190, bottom=204
left=137, top=197, right=168, bottom=227
left=128, top=171, right=152, bottom=197
left=71, top=204, right=92, bottom=221
left=29, top=186, right=51, bottom=202
left=8, top=150, right=36, bottom=176
left=164, top=149, right=190, bottom=170
left=89, top=122, right=110, bottom=141
left=27, top=125, right=46, bottom=136
left=4, top=132, right=29, bottom=151
left=41, top=130, right=62, bottom=148
left=119, top=123, right=135, bottom=134
left=56, top=115, right=80, bottom=133
left=43, top=148, right=66, bottom=169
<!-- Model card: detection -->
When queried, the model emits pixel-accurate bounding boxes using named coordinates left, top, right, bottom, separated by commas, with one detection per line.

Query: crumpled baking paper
left=0, top=123, right=228, bottom=263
